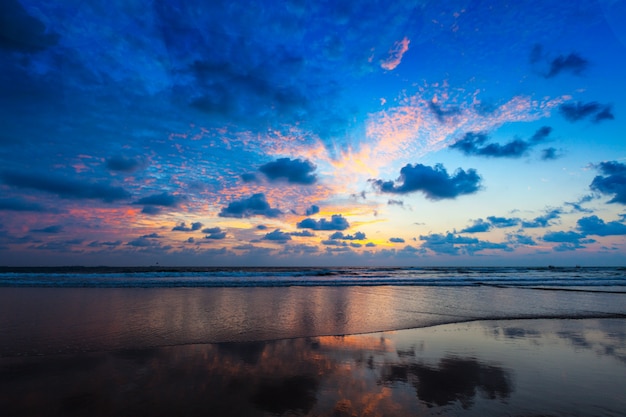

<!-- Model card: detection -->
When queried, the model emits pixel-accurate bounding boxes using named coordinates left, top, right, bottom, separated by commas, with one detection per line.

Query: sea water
left=1, top=266, right=624, bottom=356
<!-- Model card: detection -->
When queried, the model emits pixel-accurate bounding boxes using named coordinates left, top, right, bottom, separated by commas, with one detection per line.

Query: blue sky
left=1, top=0, right=625, bottom=266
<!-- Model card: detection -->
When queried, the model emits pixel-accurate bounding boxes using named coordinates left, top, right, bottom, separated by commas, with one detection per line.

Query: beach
left=1, top=278, right=625, bottom=416
left=1, top=316, right=625, bottom=416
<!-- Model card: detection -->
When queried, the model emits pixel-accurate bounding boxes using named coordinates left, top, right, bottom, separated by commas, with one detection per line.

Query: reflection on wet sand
left=1, top=319, right=625, bottom=416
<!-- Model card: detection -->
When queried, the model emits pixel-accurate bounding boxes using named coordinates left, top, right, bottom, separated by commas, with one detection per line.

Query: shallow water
left=1, top=285, right=624, bottom=356
left=1, top=318, right=625, bottom=416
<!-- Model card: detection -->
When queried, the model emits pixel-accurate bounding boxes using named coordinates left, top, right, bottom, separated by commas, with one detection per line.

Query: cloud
left=542, top=230, right=586, bottom=243
left=290, top=230, right=315, bottom=237
left=486, top=216, right=520, bottom=228
left=559, top=101, right=614, bottom=123
left=219, top=193, right=282, bottom=218
left=419, top=232, right=510, bottom=255
left=259, top=158, right=317, bottom=185
left=1, top=170, right=130, bottom=202
left=507, top=233, right=536, bottom=246
left=0, top=197, right=47, bottom=212
left=387, top=199, right=404, bottom=207
left=241, top=173, right=258, bottom=183
left=577, top=215, right=626, bottom=236
left=381, top=37, right=410, bottom=71
left=389, top=237, right=405, bottom=243
left=370, top=163, right=481, bottom=200
left=419, top=233, right=478, bottom=255
left=0, top=0, right=59, bottom=52
left=30, top=225, right=63, bottom=234
left=297, top=214, right=350, bottom=230
left=428, top=101, right=462, bottom=123
left=542, top=230, right=594, bottom=252
left=263, top=229, right=292, bottom=242
left=564, top=195, right=594, bottom=213
left=203, top=227, right=227, bottom=239
left=305, top=205, right=320, bottom=216
left=134, top=192, right=180, bottom=207
left=172, top=222, right=203, bottom=232
left=329, top=231, right=366, bottom=240
left=455, top=216, right=520, bottom=234
left=521, top=209, right=561, bottom=228
left=141, top=233, right=162, bottom=239
left=541, top=147, right=560, bottom=160
left=105, top=155, right=141, bottom=172
left=141, top=206, right=162, bottom=215
left=545, top=53, right=588, bottom=78
left=461, top=219, right=491, bottom=233
left=321, top=239, right=348, bottom=247
left=590, top=161, right=626, bottom=204
left=450, top=127, right=552, bottom=158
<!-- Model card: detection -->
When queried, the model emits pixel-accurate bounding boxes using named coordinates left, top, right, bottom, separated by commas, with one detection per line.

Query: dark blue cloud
left=1, top=170, right=131, bottom=202
left=541, top=148, right=559, bottom=160
left=370, top=163, right=481, bottom=200
left=241, top=173, right=258, bottom=183
left=106, top=155, right=142, bottom=172
left=542, top=231, right=586, bottom=243
left=321, top=239, right=348, bottom=247
left=507, top=233, right=536, bottom=246
left=263, top=229, right=292, bottom=242
left=30, top=225, right=63, bottom=234
left=590, top=161, right=626, bottom=204
left=486, top=216, right=520, bottom=228
left=141, top=233, right=162, bottom=239
left=203, top=227, right=227, bottom=239
left=290, top=230, right=315, bottom=237
left=134, top=192, right=179, bottom=207
left=521, top=209, right=561, bottom=228
left=297, top=214, right=349, bottom=230
left=559, top=101, right=614, bottom=123
left=419, top=232, right=511, bottom=255
left=461, top=219, right=491, bottom=233
left=428, top=101, right=461, bottom=123
left=577, top=215, right=626, bottom=236
left=389, top=237, right=405, bottom=243
left=219, top=193, right=282, bottom=218
left=259, top=158, right=317, bottom=185
left=455, top=215, right=520, bottom=234
left=88, top=240, right=122, bottom=248
left=305, top=205, right=320, bottom=216
left=330, top=231, right=366, bottom=240
left=172, top=222, right=203, bottom=232
left=564, top=195, right=594, bottom=213
left=542, top=230, right=594, bottom=252
left=0, top=0, right=59, bottom=53
left=450, top=127, right=552, bottom=158
left=545, top=53, right=588, bottom=78
left=141, top=206, right=162, bottom=215
left=0, top=197, right=47, bottom=212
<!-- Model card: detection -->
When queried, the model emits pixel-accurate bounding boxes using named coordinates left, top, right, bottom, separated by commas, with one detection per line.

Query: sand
left=2, top=318, right=625, bottom=416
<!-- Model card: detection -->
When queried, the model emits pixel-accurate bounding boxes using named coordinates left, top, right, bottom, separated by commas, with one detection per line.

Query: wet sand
left=2, top=318, right=625, bottom=416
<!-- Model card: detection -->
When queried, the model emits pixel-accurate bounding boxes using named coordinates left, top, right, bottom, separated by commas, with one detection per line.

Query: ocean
left=1, top=266, right=625, bottom=416
left=1, top=265, right=625, bottom=289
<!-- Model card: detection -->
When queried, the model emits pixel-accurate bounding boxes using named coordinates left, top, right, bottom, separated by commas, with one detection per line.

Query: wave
left=0, top=266, right=625, bottom=289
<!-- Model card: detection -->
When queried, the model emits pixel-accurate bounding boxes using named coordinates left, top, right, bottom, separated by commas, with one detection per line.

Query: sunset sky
left=1, top=0, right=625, bottom=266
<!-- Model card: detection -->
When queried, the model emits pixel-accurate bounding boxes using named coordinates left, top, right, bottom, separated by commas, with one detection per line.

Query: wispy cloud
left=381, top=37, right=410, bottom=70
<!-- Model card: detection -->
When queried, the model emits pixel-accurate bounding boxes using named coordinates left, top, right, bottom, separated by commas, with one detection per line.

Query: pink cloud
left=381, top=37, right=410, bottom=71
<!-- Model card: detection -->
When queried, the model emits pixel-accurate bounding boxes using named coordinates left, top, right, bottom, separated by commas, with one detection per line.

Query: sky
left=1, top=0, right=626, bottom=266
